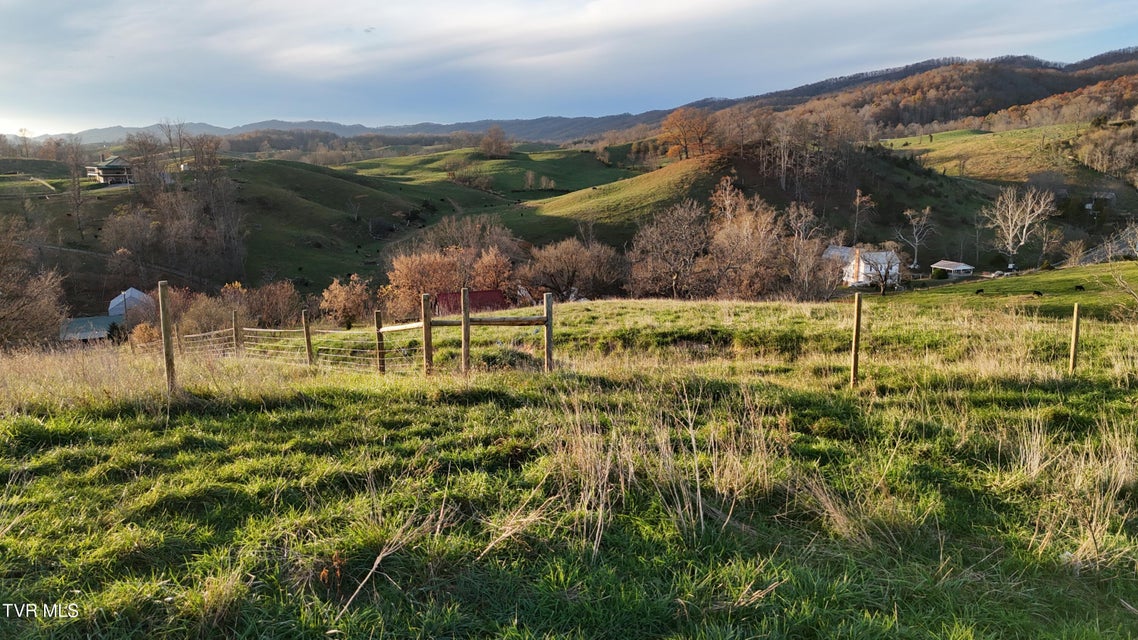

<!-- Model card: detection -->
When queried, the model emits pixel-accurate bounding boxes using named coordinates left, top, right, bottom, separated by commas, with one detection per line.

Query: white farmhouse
left=823, top=245, right=902, bottom=287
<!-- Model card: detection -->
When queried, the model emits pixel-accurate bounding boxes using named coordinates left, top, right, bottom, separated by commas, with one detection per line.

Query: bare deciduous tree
left=1062, top=238, right=1088, bottom=266
left=479, top=125, right=512, bottom=158
left=711, top=202, right=781, bottom=299
left=124, top=131, right=166, bottom=204
left=1102, top=224, right=1138, bottom=316
left=63, top=136, right=87, bottom=240
left=980, top=186, right=1056, bottom=270
left=779, top=202, right=842, bottom=301
left=895, top=206, right=935, bottom=269
left=851, top=189, right=875, bottom=246
left=519, top=236, right=624, bottom=302
left=416, top=215, right=523, bottom=260
left=0, top=218, right=67, bottom=346
left=628, top=200, right=712, bottom=298
left=157, top=119, right=186, bottom=162
left=246, top=280, right=301, bottom=328
left=860, top=242, right=907, bottom=296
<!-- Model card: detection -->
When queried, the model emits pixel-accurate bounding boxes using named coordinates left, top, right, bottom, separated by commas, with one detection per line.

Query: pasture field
left=885, top=124, right=1138, bottom=214
left=346, top=148, right=636, bottom=201
left=2, top=281, right=1138, bottom=638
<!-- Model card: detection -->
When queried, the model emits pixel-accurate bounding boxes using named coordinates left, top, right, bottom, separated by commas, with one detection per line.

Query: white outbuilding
left=930, top=260, right=975, bottom=277
left=108, top=287, right=155, bottom=318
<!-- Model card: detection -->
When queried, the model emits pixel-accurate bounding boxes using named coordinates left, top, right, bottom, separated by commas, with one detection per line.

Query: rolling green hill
left=5, top=114, right=1138, bottom=315
left=345, top=147, right=637, bottom=201
left=499, top=155, right=723, bottom=246
left=886, top=124, right=1138, bottom=213
left=234, top=159, right=503, bottom=289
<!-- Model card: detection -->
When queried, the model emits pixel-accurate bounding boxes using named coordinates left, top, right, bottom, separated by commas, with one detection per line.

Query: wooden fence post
left=543, top=292, right=554, bottom=372
left=301, top=309, right=315, bottom=366
left=461, top=287, right=471, bottom=374
left=375, top=310, right=385, bottom=374
left=231, top=309, right=242, bottom=357
left=850, top=292, right=862, bottom=389
left=1068, top=302, right=1081, bottom=375
left=158, top=280, right=176, bottom=394
left=421, top=294, right=434, bottom=375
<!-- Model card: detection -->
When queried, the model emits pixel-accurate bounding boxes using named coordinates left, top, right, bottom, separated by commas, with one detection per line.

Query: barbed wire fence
left=143, top=285, right=555, bottom=394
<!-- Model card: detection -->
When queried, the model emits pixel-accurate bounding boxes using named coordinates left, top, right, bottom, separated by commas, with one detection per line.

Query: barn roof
left=930, top=260, right=974, bottom=271
left=60, top=315, right=125, bottom=341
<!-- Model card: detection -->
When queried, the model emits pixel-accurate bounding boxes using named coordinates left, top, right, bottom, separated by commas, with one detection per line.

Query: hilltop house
left=824, top=245, right=902, bottom=287
left=85, top=156, right=133, bottom=184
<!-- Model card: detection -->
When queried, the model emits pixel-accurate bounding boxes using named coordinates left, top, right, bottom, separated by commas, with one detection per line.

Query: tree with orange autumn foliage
left=660, top=107, right=713, bottom=159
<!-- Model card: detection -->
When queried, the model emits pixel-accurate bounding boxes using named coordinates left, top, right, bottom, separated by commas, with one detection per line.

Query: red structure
left=434, top=290, right=509, bottom=316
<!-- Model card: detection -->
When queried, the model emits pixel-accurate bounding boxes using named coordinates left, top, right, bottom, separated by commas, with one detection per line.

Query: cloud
left=1, top=0, right=1135, bottom=133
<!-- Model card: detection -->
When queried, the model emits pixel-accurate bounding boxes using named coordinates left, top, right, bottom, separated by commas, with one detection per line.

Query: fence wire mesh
left=180, top=328, right=236, bottom=357
left=242, top=328, right=308, bottom=366
left=379, top=329, right=423, bottom=374
left=312, top=329, right=378, bottom=371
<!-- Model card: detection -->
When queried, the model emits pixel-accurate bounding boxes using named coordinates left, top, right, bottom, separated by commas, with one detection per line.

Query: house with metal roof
left=85, top=156, right=133, bottom=184
left=930, top=260, right=975, bottom=277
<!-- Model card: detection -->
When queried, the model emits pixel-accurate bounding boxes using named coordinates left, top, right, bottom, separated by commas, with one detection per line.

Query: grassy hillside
left=907, top=262, right=1138, bottom=319
left=2, top=284, right=1137, bottom=638
left=347, top=146, right=687, bottom=247
left=235, top=160, right=503, bottom=290
left=886, top=124, right=1138, bottom=213
left=499, top=156, right=724, bottom=246
left=346, top=148, right=636, bottom=202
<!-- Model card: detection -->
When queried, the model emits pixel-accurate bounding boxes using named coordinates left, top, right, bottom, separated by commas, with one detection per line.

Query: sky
left=2, top=0, right=1137, bottom=136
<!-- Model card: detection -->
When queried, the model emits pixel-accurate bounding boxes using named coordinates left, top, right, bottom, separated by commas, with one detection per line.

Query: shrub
left=0, top=270, right=68, bottom=347
left=320, top=274, right=372, bottom=329
left=519, top=237, right=625, bottom=302
left=129, top=322, right=161, bottom=345
left=931, top=268, right=948, bottom=280
left=246, top=280, right=301, bottom=328
left=180, top=294, right=237, bottom=335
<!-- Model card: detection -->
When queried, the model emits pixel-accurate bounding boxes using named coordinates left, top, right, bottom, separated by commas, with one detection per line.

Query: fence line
left=180, top=327, right=237, bottom=357
left=242, top=327, right=309, bottom=366
left=141, top=282, right=1103, bottom=396
left=151, top=287, right=557, bottom=389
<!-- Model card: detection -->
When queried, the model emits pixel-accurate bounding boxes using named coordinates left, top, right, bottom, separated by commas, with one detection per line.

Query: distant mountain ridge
left=12, top=47, right=1138, bottom=144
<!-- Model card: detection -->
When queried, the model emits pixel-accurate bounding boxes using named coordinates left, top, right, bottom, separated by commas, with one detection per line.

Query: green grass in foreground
left=1, top=295, right=1137, bottom=638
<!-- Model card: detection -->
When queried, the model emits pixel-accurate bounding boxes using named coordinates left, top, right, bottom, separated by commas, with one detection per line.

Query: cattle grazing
left=975, top=289, right=984, bottom=294
left=1032, top=290, right=1044, bottom=297
left=1075, top=285, right=1086, bottom=291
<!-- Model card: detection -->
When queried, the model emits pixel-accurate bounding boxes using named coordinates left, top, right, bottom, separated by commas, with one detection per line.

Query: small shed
left=930, top=260, right=975, bottom=277
left=108, top=287, right=155, bottom=318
